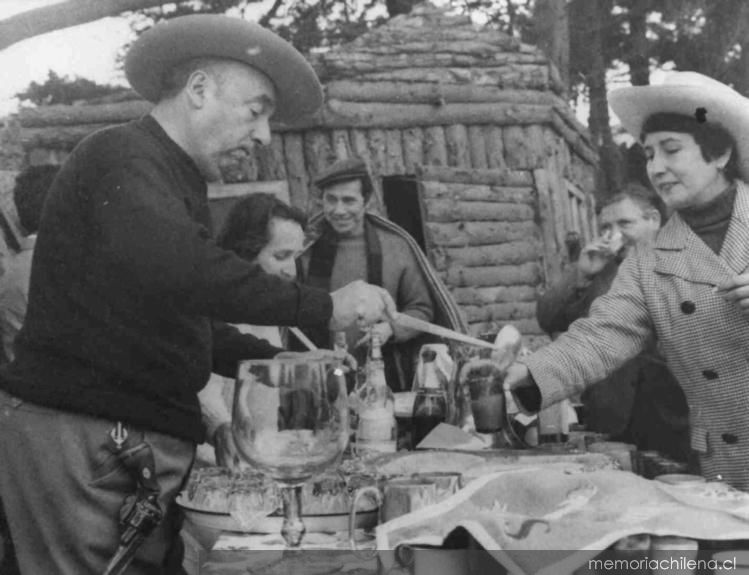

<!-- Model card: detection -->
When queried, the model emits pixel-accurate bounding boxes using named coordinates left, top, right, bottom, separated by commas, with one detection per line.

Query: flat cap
left=314, top=157, right=373, bottom=198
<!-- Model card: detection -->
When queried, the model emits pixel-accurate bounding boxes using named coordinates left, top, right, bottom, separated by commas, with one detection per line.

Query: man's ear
left=184, top=69, right=211, bottom=108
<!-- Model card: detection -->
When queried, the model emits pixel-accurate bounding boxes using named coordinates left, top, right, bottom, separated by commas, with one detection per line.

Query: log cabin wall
left=9, top=3, right=598, bottom=348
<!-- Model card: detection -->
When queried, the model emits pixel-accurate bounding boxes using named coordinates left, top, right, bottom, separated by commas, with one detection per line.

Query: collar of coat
left=653, top=179, right=749, bottom=285
left=303, top=211, right=468, bottom=334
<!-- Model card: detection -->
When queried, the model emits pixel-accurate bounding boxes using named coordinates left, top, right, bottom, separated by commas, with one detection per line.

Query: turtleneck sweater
left=678, top=184, right=737, bottom=255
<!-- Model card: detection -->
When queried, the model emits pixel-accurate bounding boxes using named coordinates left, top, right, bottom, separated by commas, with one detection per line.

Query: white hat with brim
left=609, top=71, right=749, bottom=182
left=125, top=15, right=322, bottom=124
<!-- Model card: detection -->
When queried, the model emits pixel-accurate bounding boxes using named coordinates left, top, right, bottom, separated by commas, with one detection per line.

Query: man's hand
left=715, top=274, right=749, bottom=316
left=502, top=362, right=533, bottom=394
left=329, top=280, right=396, bottom=332
left=355, top=321, right=393, bottom=348
left=213, top=422, right=242, bottom=470
left=576, top=238, right=617, bottom=280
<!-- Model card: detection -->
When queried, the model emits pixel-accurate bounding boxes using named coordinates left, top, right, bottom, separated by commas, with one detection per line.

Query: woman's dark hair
left=641, top=112, right=740, bottom=181
left=217, top=193, right=306, bottom=263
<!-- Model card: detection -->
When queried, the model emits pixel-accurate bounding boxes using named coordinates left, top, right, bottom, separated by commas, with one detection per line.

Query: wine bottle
left=412, top=349, right=448, bottom=447
left=355, top=333, right=397, bottom=456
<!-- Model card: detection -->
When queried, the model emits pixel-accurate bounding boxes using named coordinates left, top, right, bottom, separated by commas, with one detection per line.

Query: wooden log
left=349, top=129, right=373, bottom=167
left=445, top=262, right=541, bottom=287
left=363, top=27, right=520, bottom=47
left=420, top=182, right=535, bottom=204
left=544, top=161, right=570, bottom=257
left=462, top=302, right=537, bottom=323
left=384, top=129, right=405, bottom=174
left=483, top=125, right=506, bottom=170
left=452, top=285, right=538, bottom=305
left=303, top=130, right=333, bottom=179
left=424, top=200, right=535, bottom=223
left=366, top=129, right=387, bottom=211
left=18, top=100, right=152, bottom=128
left=331, top=129, right=352, bottom=160
left=445, top=124, right=470, bottom=167
left=502, top=125, right=533, bottom=170
left=20, top=123, right=113, bottom=149
left=425, top=221, right=538, bottom=247
left=268, top=134, right=287, bottom=180
left=550, top=112, right=598, bottom=166
left=367, top=129, right=387, bottom=177
left=468, top=319, right=545, bottom=336
left=282, top=133, right=309, bottom=211
left=442, top=241, right=539, bottom=268
left=347, top=40, right=530, bottom=57
left=467, top=126, right=488, bottom=169
left=423, top=126, right=448, bottom=166
left=402, top=127, right=424, bottom=173
left=326, top=82, right=558, bottom=107
left=324, top=100, right=552, bottom=130
left=318, top=52, right=549, bottom=75
left=418, top=165, right=534, bottom=187
left=525, top=125, right=547, bottom=169
left=533, top=168, right=563, bottom=285
left=355, top=65, right=550, bottom=90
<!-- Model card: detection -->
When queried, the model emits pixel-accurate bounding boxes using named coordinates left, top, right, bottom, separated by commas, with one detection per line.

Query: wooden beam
left=420, top=182, right=535, bottom=204
left=424, top=220, right=538, bottom=247
left=424, top=201, right=535, bottom=223
left=445, top=262, right=541, bottom=287
left=18, top=100, right=152, bottom=128
left=418, top=166, right=534, bottom=187
left=451, top=285, right=538, bottom=305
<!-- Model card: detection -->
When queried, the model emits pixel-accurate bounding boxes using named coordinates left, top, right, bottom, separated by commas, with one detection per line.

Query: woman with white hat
left=500, top=71, right=749, bottom=491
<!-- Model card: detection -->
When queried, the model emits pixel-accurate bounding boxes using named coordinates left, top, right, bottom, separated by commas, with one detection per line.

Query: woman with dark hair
left=499, top=72, right=749, bottom=490
left=199, top=193, right=307, bottom=467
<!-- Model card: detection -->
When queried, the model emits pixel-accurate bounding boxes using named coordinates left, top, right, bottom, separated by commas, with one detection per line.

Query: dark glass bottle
left=411, top=349, right=448, bottom=447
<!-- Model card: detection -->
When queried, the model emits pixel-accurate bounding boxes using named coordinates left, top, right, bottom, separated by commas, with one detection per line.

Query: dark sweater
left=0, top=116, right=332, bottom=442
left=679, top=184, right=736, bottom=254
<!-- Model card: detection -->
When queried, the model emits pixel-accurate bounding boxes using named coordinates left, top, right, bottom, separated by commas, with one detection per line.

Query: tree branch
left=0, top=0, right=184, bottom=52
left=258, top=0, right=285, bottom=27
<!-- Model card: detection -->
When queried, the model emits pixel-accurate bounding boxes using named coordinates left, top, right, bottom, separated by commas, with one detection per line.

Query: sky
left=0, top=0, right=274, bottom=116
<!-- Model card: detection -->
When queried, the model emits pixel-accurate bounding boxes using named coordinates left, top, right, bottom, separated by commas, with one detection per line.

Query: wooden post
left=402, top=127, right=424, bottom=173
left=384, top=129, right=405, bottom=174
left=445, top=124, right=471, bottom=167
left=282, top=133, right=309, bottom=211
left=423, top=126, right=448, bottom=166
left=467, top=125, right=488, bottom=169
left=483, top=126, right=506, bottom=169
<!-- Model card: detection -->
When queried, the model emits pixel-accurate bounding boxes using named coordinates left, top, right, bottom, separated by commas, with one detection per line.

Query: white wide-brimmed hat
left=609, top=71, right=749, bottom=181
left=125, top=15, right=322, bottom=124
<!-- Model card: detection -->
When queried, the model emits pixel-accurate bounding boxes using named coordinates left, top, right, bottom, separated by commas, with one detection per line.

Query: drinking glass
left=231, top=358, right=349, bottom=547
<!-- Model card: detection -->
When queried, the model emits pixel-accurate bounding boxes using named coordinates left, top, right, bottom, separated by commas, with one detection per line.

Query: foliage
left=15, top=71, right=124, bottom=106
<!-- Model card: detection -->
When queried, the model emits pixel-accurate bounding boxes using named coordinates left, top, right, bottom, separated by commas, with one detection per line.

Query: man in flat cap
left=0, top=15, right=394, bottom=575
left=302, top=157, right=466, bottom=392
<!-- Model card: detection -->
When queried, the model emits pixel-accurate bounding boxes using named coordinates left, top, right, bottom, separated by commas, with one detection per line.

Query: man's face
left=321, top=179, right=367, bottom=237
left=598, top=197, right=660, bottom=255
left=192, top=62, right=276, bottom=182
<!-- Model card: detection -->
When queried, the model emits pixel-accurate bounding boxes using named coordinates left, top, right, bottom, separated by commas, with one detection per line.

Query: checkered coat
left=525, top=180, right=749, bottom=490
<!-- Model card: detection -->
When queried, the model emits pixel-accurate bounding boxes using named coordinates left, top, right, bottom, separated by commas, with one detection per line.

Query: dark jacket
left=0, top=116, right=331, bottom=443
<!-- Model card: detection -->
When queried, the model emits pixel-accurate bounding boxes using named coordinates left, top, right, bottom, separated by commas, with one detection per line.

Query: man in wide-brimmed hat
left=0, top=15, right=395, bottom=574
left=301, top=157, right=467, bottom=392
left=498, top=71, right=749, bottom=493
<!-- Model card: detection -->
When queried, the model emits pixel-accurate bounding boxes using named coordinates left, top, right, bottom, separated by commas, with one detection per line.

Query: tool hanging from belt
left=102, top=422, right=164, bottom=575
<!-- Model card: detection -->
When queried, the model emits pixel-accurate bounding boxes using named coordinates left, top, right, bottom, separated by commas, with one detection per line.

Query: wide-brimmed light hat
left=609, top=71, right=749, bottom=181
left=124, top=15, right=322, bottom=124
